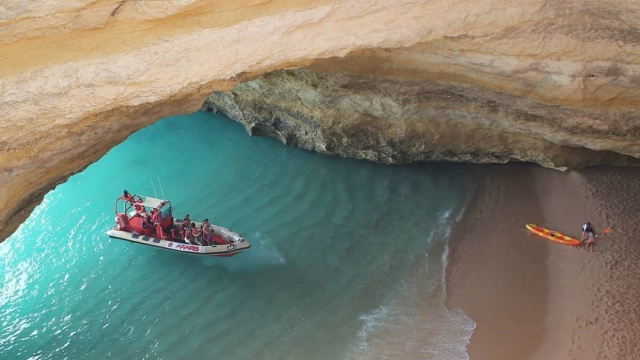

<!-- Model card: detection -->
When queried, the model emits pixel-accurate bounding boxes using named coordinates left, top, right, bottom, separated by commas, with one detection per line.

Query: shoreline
left=446, top=164, right=550, bottom=360
left=445, top=164, right=640, bottom=360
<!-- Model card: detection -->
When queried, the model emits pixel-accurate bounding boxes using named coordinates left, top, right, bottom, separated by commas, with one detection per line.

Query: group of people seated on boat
left=134, top=204, right=160, bottom=227
left=178, top=214, right=215, bottom=246
left=130, top=202, right=218, bottom=245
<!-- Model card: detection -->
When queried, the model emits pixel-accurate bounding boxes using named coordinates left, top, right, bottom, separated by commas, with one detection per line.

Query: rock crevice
left=205, top=68, right=640, bottom=169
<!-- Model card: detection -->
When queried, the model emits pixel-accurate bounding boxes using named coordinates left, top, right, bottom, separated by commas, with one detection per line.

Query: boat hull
left=106, top=229, right=251, bottom=256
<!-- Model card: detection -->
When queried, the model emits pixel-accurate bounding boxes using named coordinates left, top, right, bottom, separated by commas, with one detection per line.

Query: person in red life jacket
left=151, top=208, right=160, bottom=225
left=180, top=214, right=190, bottom=239
left=202, top=227, right=211, bottom=246
left=184, top=223, right=194, bottom=244
left=201, top=219, right=212, bottom=246
left=134, top=204, right=149, bottom=230
left=579, top=221, right=596, bottom=251
left=191, top=222, right=202, bottom=245
left=134, top=204, right=143, bottom=216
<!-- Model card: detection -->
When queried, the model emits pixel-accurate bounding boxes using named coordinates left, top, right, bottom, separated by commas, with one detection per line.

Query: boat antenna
left=150, top=177, right=158, bottom=197
left=158, top=178, right=166, bottom=200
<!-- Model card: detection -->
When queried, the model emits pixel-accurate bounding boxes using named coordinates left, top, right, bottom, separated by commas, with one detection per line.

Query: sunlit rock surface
left=1, top=0, right=639, bottom=239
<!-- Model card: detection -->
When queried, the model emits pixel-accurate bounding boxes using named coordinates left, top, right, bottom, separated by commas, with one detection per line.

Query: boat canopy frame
left=114, top=191, right=171, bottom=216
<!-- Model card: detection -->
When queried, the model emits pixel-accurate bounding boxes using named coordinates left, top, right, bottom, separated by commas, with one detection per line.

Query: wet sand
left=446, top=164, right=640, bottom=360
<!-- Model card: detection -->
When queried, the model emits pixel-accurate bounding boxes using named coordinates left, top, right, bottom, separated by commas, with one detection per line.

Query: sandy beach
left=446, top=164, right=640, bottom=360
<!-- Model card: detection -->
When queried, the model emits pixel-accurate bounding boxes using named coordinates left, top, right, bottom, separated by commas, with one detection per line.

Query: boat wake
left=197, top=231, right=285, bottom=270
left=243, top=231, right=286, bottom=266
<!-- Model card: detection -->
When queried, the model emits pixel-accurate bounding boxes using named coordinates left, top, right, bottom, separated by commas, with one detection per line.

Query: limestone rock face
left=204, top=68, right=640, bottom=169
left=1, top=0, right=640, bottom=240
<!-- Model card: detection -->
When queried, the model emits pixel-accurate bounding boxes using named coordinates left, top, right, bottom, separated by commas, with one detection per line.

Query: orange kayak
left=525, top=224, right=581, bottom=246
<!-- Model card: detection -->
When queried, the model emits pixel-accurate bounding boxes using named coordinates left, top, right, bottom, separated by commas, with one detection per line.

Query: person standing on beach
left=580, top=221, right=596, bottom=251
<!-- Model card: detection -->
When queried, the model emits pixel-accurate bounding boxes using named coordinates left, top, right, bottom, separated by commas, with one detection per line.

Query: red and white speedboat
left=106, top=191, right=250, bottom=256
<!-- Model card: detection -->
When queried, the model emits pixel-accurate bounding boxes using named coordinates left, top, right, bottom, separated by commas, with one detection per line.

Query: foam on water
left=346, top=206, right=475, bottom=360
left=1, top=112, right=475, bottom=360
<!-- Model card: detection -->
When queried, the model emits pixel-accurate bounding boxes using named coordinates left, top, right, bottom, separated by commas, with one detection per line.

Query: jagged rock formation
left=1, top=0, right=640, bottom=240
left=204, top=68, right=640, bottom=168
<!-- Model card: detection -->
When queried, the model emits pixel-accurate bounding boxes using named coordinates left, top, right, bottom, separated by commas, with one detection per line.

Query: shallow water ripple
left=1, top=113, right=474, bottom=360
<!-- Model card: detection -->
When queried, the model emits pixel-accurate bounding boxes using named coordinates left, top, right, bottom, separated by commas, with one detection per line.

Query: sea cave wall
left=1, top=0, right=640, bottom=240
left=204, top=67, right=639, bottom=169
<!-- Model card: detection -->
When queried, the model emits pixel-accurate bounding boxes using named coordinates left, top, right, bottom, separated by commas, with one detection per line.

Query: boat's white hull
left=106, top=229, right=251, bottom=257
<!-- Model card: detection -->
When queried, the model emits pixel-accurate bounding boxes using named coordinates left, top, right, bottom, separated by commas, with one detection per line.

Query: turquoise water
left=1, top=112, right=475, bottom=360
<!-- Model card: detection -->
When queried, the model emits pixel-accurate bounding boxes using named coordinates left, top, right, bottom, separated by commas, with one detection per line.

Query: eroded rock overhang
left=1, top=0, right=639, bottom=240
left=204, top=65, right=640, bottom=170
